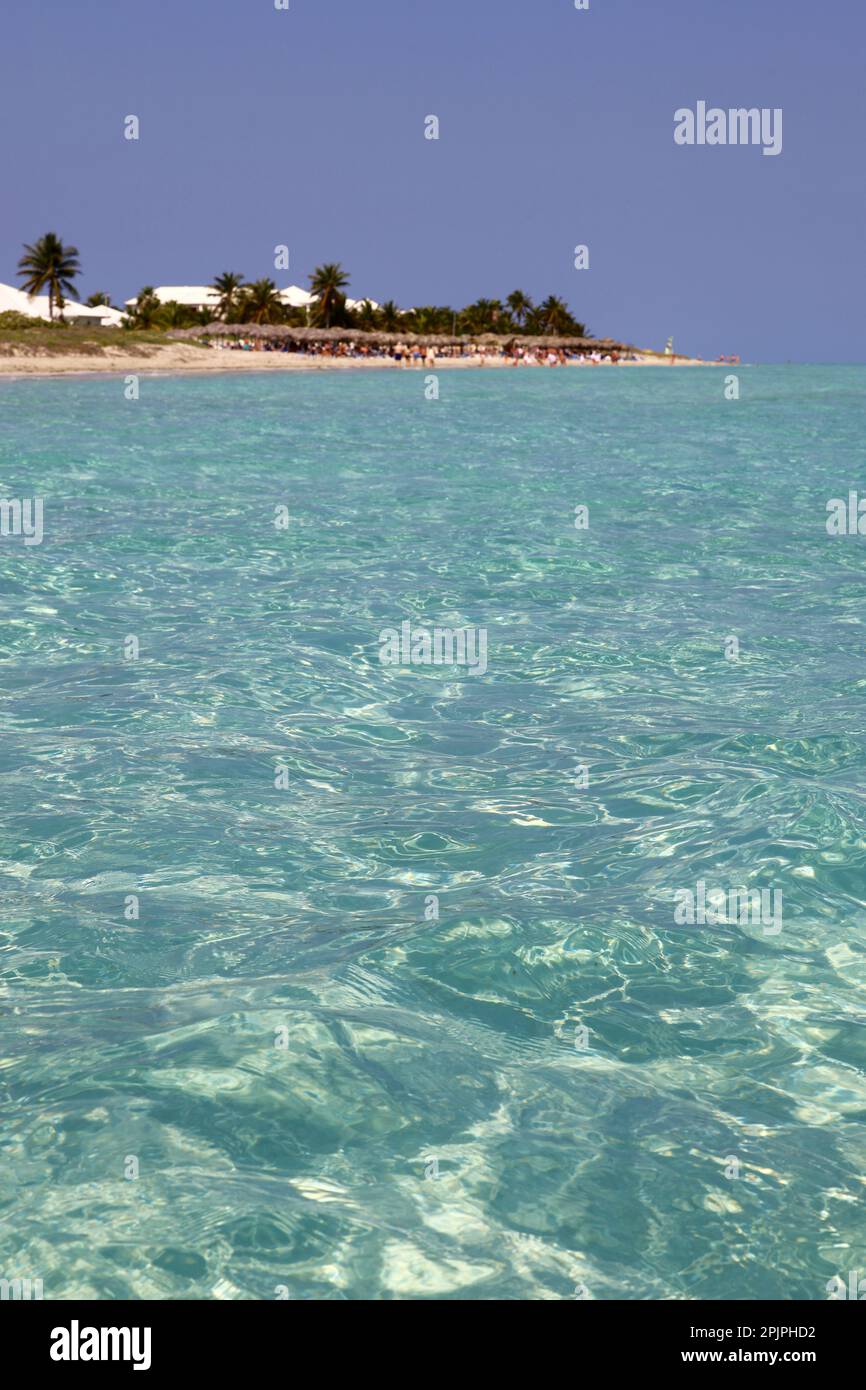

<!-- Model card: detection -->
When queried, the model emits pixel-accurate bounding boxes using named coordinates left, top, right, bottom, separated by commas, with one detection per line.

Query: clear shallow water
left=1, top=364, right=865, bottom=1301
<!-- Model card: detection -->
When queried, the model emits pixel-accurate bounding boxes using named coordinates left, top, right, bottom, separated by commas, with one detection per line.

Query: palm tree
left=353, top=298, right=379, bottom=331
left=411, top=307, right=442, bottom=334
left=309, top=263, right=349, bottom=328
left=211, top=272, right=245, bottom=321
left=480, top=298, right=504, bottom=328
left=159, top=301, right=200, bottom=329
left=378, top=300, right=403, bottom=331
left=507, top=290, right=533, bottom=327
left=17, top=233, right=81, bottom=320
left=238, top=278, right=283, bottom=325
left=459, top=298, right=504, bottom=334
left=85, top=291, right=112, bottom=308
left=127, top=287, right=162, bottom=329
left=536, top=295, right=579, bottom=335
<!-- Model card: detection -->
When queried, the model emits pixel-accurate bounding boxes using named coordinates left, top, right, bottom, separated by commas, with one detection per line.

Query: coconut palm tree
left=536, top=295, right=580, bottom=335
left=159, top=301, right=203, bottom=329
left=17, top=233, right=81, bottom=320
left=411, top=306, right=444, bottom=334
left=353, top=299, right=379, bottom=331
left=238, top=278, right=283, bottom=325
left=126, top=287, right=163, bottom=329
left=85, top=291, right=112, bottom=308
left=506, top=290, right=533, bottom=327
left=378, top=300, right=403, bottom=331
left=211, top=272, right=245, bottom=321
left=309, top=263, right=349, bottom=328
left=459, top=298, right=504, bottom=335
left=481, top=298, right=504, bottom=328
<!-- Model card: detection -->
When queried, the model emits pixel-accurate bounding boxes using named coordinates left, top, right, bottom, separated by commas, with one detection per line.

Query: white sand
left=0, top=344, right=713, bottom=378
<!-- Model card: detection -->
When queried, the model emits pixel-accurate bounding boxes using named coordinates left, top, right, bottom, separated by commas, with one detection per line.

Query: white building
left=0, top=282, right=124, bottom=326
left=123, top=286, right=220, bottom=314
left=278, top=286, right=380, bottom=313
left=278, top=286, right=380, bottom=311
left=278, top=285, right=315, bottom=309
left=54, top=301, right=125, bottom=327
left=121, top=284, right=380, bottom=315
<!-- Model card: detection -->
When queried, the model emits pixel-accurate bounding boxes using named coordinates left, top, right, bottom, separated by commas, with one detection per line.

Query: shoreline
left=0, top=345, right=718, bottom=379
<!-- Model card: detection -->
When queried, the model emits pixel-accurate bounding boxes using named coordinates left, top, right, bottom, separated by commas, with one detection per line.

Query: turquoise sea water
left=1, top=364, right=865, bottom=1301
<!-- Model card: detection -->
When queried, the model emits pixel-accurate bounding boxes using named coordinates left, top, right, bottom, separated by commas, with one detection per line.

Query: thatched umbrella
left=166, top=323, right=633, bottom=355
left=194, top=322, right=252, bottom=337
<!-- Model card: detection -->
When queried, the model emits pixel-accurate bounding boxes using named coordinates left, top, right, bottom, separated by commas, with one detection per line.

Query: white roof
left=51, top=300, right=125, bottom=325
left=279, top=286, right=379, bottom=311
left=0, top=282, right=45, bottom=317
left=278, top=285, right=315, bottom=307
left=0, top=282, right=123, bottom=325
left=115, top=283, right=380, bottom=314
left=124, top=286, right=220, bottom=308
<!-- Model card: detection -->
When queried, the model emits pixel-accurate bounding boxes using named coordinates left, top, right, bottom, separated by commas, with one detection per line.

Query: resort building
left=0, top=282, right=124, bottom=326
left=278, top=286, right=380, bottom=313
left=121, top=285, right=380, bottom=315
left=123, top=286, right=220, bottom=314
left=278, top=285, right=315, bottom=310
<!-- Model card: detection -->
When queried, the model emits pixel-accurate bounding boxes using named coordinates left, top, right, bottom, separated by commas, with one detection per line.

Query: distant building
left=1, top=280, right=381, bottom=324
left=0, top=282, right=124, bottom=326
left=278, top=285, right=315, bottom=309
left=121, top=285, right=381, bottom=315
left=123, top=286, right=220, bottom=314
left=278, top=286, right=380, bottom=312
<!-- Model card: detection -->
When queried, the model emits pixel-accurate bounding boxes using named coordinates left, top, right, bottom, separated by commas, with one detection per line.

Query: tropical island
left=0, top=233, right=716, bottom=373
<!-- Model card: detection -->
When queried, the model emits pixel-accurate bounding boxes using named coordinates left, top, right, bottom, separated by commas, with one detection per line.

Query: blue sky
left=1, top=0, right=863, bottom=361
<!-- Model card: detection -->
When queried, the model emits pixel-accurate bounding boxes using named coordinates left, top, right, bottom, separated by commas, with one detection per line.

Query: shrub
left=0, top=310, right=41, bottom=329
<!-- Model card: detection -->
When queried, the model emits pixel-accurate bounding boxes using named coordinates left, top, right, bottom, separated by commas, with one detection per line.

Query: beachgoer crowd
left=212, top=338, right=637, bottom=365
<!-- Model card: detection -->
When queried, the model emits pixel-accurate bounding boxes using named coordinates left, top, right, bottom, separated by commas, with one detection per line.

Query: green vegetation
left=308, top=263, right=350, bottom=328
left=239, top=278, right=284, bottom=325
left=211, top=272, right=244, bottom=321
left=0, top=325, right=204, bottom=357
left=124, top=287, right=166, bottom=330
left=10, top=236, right=591, bottom=338
left=17, top=233, right=82, bottom=320
left=0, top=310, right=56, bottom=330
left=155, top=263, right=590, bottom=336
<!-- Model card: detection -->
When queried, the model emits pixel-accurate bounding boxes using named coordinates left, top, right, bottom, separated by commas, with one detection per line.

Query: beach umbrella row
left=167, top=325, right=633, bottom=352
left=507, top=335, right=631, bottom=352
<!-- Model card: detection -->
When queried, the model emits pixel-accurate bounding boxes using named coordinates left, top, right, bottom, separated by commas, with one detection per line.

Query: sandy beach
left=0, top=343, right=712, bottom=378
